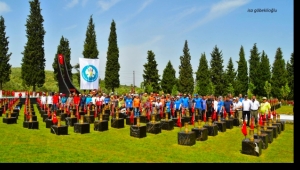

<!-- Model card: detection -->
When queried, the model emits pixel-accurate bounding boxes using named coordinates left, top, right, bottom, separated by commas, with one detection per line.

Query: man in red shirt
left=52, top=92, right=59, bottom=111
left=73, top=93, right=80, bottom=107
left=18, top=92, right=22, bottom=99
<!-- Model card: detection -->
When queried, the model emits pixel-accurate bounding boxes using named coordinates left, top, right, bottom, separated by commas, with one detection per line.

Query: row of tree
left=0, top=0, right=294, bottom=100
left=143, top=41, right=293, bottom=100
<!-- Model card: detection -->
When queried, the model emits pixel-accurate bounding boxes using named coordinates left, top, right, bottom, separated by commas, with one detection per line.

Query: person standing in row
left=250, top=95, right=260, bottom=126
left=260, top=97, right=271, bottom=121
left=242, top=95, right=251, bottom=127
left=193, top=94, right=202, bottom=120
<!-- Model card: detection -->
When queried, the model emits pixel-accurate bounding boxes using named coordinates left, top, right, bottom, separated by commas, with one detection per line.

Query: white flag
left=79, top=58, right=100, bottom=90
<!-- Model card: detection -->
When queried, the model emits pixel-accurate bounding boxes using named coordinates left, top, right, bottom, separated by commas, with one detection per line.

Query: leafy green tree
left=145, top=82, right=154, bottom=94
left=74, top=15, right=99, bottom=86
left=223, top=57, right=236, bottom=92
left=195, top=53, right=210, bottom=96
left=207, top=80, right=215, bottom=96
left=0, top=16, right=12, bottom=90
left=104, top=20, right=120, bottom=92
left=270, top=47, right=287, bottom=99
left=210, top=45, right=224, bottom=96
left=226, top=83, right=235, bottom=95
left=235, top=46, right=248, bottom=96
left=257, top=50, right=271, bottom=97
left=247, top=82, right=256, bottom=99
left=161, top=60, right=176, bottom=94
left=171, top=84, right=178, bottom=96
left=21, top=0, right=46, bottom=91
left=178, top=40, right=194, bottom=94
left=52, top=36, right=72, bottom=87
left=280, top=83, right=290, bottom=101
left=248, top=43, right=261, bottom=95
left=286, top=52, right=294, bottom=100
left=264, top=81, right=272, bottom=99
left=143, top=50, right=160, bottom=93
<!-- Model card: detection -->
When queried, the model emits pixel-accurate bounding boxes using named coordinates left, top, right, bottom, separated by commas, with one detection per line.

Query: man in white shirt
left=40, top=92, right=47, bottom=109
left=233, top=97, right=242, bottom=123
left=250, top=95, right=260, bottom=126
left=47, top=92, right=53, bottom=111
left=242, top=95, right=251, bottom=126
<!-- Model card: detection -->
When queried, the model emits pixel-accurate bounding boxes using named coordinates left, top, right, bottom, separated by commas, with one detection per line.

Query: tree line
left=0, top=0, right=294, bottom=100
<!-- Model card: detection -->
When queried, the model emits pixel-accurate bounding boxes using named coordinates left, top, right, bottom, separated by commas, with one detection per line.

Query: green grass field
left=0, top=104, right=294, bottom=163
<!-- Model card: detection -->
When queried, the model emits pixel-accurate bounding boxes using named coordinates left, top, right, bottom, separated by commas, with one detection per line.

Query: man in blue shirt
left=80, top=94, right=86, bottom=110
left=193, top=94, right=202, bottom=119
left=201, top=95, right=207, bottom=120
left=222, top=96, right=233, bottom=119
left=125, top=95, right=133, bottom=113
left=217, top=96, right=224, bottom=117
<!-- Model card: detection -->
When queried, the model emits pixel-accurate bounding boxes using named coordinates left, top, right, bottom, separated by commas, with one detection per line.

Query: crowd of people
left=38, top=91, right=273, bottom=127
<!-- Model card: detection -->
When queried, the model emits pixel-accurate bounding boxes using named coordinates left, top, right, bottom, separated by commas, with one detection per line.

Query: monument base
left=3, top=117, right=17, bottom=124
left=203, top=124, right=218, bottom=136
left=254, top=133, right=268, bottom=149
left=126, top=117, right=137, bottom=125
left=192, top=127, right=208, bottom=141
left=45, top=119, right=53, bottom=128
left=146, top=122, right=161, bottom=134
left=161, top=119, right=174, bottom=130
left=130, top=125, right=147, bottom=138
left=225, top=119, right=233, bottom=129
left=51, top=125, right=68, bottom=135
left=178, top=131, right=196, bottom=146
left=65, top=117, right=77, bottom=126
left=241, top=138, right=262, bottom=156
left=111, top=118, right=125, bottom=128
left=214, top=121, right=226, bottom=132
left=267, top=126, right=278, bottom=139
left=74, top=123, right=90, bottom=134
left=261, top=129, right=273, bottom=143
left=23, top=121, right=39, bottom=129
left=94, top=120, right=108, bottom=131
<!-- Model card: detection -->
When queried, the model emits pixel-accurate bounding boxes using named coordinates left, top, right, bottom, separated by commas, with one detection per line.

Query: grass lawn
left=276, top=105, right=294, bottom=115
left=0, top=104, right=294, bottom=163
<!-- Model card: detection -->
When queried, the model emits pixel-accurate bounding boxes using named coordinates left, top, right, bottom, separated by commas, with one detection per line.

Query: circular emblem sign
left=81, top=65, right=98, bottom=82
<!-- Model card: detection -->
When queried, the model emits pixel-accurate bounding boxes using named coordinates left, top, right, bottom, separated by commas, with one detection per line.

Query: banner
left=79, top=58, right=100, bottom=90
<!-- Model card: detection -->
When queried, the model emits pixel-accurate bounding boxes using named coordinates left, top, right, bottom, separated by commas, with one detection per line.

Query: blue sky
left=0, top=0, right=294, bottom=86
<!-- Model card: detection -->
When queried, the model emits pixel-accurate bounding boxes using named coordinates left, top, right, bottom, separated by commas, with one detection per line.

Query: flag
left=203, top=112, right=206, bottom=122
left=223, top=110, right=227, bottom=118
left=177, top=113, right=182, bottom=128
left=160, top=107, right=163, bottom=118
left=130, top=112, right=134, bottom=124
left=268, top=110, right=271, bottom=119
left=241, top=120, right=247, bottom=137
left=79, top=58, right=100, bottom=90
left=58, top=54, right=64, bottom=65
left=250, top=117, right=254, bottom=129
left=212, top=110, right=216, bottom=121
left=191, top=112, right=195, bottom=125
left=259, top=115, right=263, bottom=126
left=94, top=105, right=97, bottom=118
left=52, top=112, right=58, bottom=124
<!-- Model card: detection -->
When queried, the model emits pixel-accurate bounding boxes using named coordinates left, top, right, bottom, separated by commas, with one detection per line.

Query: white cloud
left=0, top=1, right=11, bottom=14
left=136, top=0, right=153, bottom=14
left=98, top=0, right=120, bottom=11
left=65, top=0, right=79, bottom=9
left=119, top=0, right=153, bottom=25
left=185, top=0, right=251, bottom=32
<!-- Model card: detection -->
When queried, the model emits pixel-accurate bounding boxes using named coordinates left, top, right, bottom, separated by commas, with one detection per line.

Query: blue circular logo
left=81, top=65, right=98, bottom=82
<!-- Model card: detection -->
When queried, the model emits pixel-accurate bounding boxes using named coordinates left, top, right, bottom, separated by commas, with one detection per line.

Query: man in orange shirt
left=133, top=95, right=141, bottom=117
